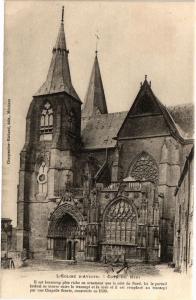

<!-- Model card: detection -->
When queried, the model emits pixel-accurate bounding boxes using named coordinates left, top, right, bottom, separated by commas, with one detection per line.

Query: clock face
left=38, top=174, right=46, bottom=182
left=37, top=173, right=47, bottom=184
left=37, top=161, right=48, bottom=184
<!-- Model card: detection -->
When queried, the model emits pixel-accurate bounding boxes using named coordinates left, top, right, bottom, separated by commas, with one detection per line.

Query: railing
left=103, top=181, right=142, bottom=192
left=54, top=188, right=84, bottom=198
left=54, top=182, right=143, bottom=198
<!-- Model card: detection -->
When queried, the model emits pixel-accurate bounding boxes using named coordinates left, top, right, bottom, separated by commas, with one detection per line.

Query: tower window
left=40, top=102, right=53, bottom=141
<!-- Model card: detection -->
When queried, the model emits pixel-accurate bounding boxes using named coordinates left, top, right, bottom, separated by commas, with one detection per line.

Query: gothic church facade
left=17, top=9, right=194, bottom=263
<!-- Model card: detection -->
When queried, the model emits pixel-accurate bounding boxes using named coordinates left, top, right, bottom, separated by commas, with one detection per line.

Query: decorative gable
left=117, top=77, right=183, bottom=142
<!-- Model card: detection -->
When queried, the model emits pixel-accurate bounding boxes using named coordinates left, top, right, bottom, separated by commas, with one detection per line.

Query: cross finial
left=95, top=33, right=100, bottom=55
left=145, top=75, right=147, bottom=80
left=61, top=6, right=64, bottom=23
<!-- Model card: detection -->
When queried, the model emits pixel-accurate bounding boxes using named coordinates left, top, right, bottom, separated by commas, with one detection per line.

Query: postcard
left=1, top=1, right=194, bottom=299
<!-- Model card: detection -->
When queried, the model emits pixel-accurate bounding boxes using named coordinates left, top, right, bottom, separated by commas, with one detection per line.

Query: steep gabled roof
left=81, top=78, right=193, bottom=150
left=34, top=7, right=80, bottom=102
left=117, top=77, right=193, bottom=143
left=82, top=52, right=108, bottom=116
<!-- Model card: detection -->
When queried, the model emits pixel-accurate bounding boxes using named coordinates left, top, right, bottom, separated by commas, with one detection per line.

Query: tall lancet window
left=40, top=102, right=53, bottom=141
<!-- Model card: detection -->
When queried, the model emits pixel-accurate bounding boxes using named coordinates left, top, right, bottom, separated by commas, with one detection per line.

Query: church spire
left=83, top=52, right=108, bottom=116
left=35, top=7, right=80, bottom=101
left=61, top=5, right=64, bottom=23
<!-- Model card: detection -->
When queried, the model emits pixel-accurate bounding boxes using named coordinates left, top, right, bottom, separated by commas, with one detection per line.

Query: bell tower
left=17, top=7, right=82, bottom=256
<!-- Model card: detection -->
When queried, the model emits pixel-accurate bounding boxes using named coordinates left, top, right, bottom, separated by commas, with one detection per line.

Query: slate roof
left=34, top=14, right=80, bottom=102
left=167, top=103, right=194, bottom=139
left=83, top=53, right=108, bottom=116
left=81, top=103, right=194, bottom=150
left=81, top=112, right=127, bottom=149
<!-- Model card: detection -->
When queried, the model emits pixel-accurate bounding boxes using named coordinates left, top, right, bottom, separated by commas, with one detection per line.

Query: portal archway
left=52, top=214, right=78, bottom=260
left=48, top=203, right=85, bottom=260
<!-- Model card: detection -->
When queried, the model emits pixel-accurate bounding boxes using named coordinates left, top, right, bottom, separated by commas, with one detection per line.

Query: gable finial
left=61, top=6, right=64, bottom=23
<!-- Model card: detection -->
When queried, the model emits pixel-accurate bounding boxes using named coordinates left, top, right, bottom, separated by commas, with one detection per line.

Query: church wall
left=49, top=148, right=75, bottom=195
left=81, top=149, right=112, bottom=166
left=116, top=135, right=182, bottom=261
left=27, top=193, right=60, bottom=259
left=181, top=144, right=193, bottom=170
left=17, top=104, right=189, bottom=263
left=118, top=136, right=165, bottom=178
left=75, top=148, right=114, bottom=186
left=111, top=134, right=181, bottom=262
left=17, top=90, right=82, bottom=255
left=117, top=136, right=181, bottom=185
left=28, top=201, right=48, bottom=257
left=18, top=146, right=83, bottom=257
left=95, top=182, right=161, bottom=262
left=173, top=147, right=194, bottom=272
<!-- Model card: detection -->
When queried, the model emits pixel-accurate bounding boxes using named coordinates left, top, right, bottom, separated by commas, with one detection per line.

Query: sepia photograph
left=1, top=1, right=194, bottom=299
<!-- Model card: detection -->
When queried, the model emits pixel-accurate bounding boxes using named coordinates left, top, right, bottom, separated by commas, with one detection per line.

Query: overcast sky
left=2, top=1, right=194, bottom=225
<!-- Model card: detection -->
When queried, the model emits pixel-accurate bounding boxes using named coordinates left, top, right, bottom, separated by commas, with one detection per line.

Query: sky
left=2, top=1, right=194, bottom=225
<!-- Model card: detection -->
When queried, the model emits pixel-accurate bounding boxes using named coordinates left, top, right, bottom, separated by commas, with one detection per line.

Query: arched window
left=40, top=102, right=53, bottom=141
left=126, top=152, right=158, bottom=184
left=104, top=199, right=137, bottom=244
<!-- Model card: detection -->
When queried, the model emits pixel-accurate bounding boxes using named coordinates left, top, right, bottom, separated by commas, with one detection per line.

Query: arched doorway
left=48, top=203, right=86, bottom=261
left=52, top=213, right=78, bottom=260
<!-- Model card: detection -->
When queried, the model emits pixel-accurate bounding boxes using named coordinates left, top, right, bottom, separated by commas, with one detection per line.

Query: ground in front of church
left=2, top=259, right=180, bottom=277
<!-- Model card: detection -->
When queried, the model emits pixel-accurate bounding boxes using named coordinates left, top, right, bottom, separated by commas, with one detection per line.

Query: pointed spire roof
left=83, top=52, right=108, bottom=116
left=34, top=7, right=80, bottom=102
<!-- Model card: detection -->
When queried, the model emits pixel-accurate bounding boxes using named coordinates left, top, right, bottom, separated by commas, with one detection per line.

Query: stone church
left=17, top=8, right=193, bottom=263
